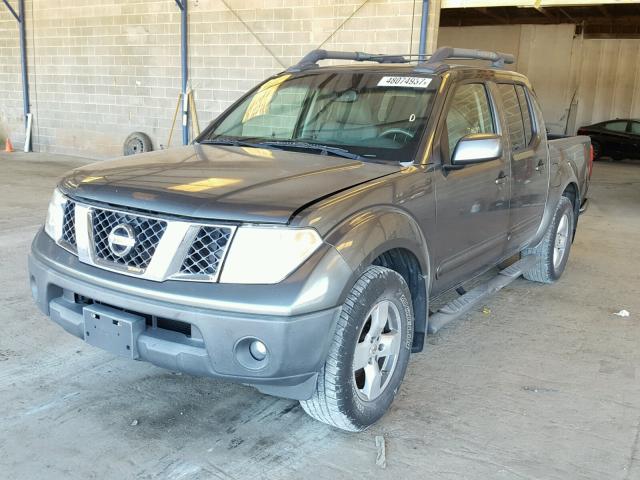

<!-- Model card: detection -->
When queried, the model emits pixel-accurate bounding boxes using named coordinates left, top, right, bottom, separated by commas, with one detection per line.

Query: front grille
left=61, top=201, right=76, bottom=248
left=56, top=197, right=235, bottom=282
left=92, top=208, right=167, bottom=270
left=179, top=226, right=233, bottom=277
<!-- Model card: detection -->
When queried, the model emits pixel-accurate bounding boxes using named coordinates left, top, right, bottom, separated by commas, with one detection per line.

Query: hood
left=60, top=144, right=400, bottom=224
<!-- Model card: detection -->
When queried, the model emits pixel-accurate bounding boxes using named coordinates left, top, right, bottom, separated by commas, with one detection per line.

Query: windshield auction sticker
left=377, top=76, right=432, bottom=88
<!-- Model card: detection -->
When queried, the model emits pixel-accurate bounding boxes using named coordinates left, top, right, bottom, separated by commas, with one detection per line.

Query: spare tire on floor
left=123, top=132, right=153, bottom=156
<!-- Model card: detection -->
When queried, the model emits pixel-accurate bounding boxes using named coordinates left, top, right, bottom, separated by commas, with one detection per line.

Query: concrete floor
left=1, top=152, right=639, bottom=480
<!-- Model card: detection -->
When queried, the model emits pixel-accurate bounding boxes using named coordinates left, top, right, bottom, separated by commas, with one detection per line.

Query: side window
left=445, top=83, right=495, bottom=157
left=515, top=85, right=534, bottom=144
left=604, top=121, right=628, bottom=133
left=497, top=84, right=525, bottom=151
left=631, top=122, right=640, bottom=135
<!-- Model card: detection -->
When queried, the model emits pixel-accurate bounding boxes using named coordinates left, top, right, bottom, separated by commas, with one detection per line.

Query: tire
left=123, top=132, right=153, bottom=156
left=591, top=141, right=601, bottom=161
left=300, top=266, right=413, bottom=432
left=523, top=196, right=575, bottom=284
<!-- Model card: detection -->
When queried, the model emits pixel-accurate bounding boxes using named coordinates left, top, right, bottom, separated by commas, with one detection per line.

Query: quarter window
left=630, top=122, right=640, bottom=134
left=498, top=84, right=526, bottom=151
left=445, top=83, right=495, bottom=158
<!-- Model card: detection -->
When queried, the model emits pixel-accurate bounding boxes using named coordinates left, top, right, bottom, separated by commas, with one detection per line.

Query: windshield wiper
left=260, top=141, right=363, bottom=160
left=198, top=137, right=281, bottom=150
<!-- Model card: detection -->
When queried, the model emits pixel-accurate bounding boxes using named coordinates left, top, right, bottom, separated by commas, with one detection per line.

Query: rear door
left=496, top=83, right=548, bottom=252
left=431, top=81, right=510, bottom=293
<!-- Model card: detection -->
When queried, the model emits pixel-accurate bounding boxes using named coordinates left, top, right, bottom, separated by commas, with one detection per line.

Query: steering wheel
left=380, top=128, right=415, bottom=144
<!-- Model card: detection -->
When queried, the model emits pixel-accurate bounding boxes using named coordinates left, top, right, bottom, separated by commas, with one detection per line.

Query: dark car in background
left=578, top=119, right=640, bottom=161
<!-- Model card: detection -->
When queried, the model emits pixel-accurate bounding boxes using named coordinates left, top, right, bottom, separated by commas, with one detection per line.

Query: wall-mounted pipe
left=2, top=0, right=31, bottom=150
left=175, top=0, right=189, bottom=145
left=418, top=0, right=429, bottom=60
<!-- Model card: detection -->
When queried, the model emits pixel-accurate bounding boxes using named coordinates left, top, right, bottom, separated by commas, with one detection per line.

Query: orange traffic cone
left=4, top=138, right=14, bottom=153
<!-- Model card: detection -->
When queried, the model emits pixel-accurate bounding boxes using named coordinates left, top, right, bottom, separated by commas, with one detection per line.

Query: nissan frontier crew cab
left=29, top=47, right=592, bottom=432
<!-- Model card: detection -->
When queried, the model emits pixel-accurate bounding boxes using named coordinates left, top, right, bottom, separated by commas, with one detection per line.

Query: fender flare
left=324, top=206, right=431, bottom=351
left=530, top=162, right=582, bottom=248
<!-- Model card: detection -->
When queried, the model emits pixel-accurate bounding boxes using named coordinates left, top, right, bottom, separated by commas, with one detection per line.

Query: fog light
left=249, top=340, right=267, bottom=361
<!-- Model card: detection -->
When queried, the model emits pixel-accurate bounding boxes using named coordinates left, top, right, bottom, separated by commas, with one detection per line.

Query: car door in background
left=599, top=121, right=630, bottom=158
left=626, top=121, right=640, bottom=159
left=496, top=83, right=548, bottom=252
left=432, top=82, right=510, bottom=294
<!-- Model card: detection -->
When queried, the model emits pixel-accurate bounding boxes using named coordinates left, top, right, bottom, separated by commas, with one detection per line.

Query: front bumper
left=29, top=230, right=351, bottom=400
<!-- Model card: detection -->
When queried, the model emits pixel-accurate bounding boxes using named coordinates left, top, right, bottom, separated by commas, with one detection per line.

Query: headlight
left=219, top=227, right=322, bottom=284
left=44, top=188, right=67, bottom=242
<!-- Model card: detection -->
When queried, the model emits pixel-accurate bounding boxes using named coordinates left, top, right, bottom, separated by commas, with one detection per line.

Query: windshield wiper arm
left=198, top=137, right=281, bottom=150
left=260, top=141, right=363, bottom=160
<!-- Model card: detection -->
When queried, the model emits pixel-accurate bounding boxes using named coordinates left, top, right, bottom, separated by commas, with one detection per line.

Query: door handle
left=535, top=160, right=545, bottom=172
left=495, top=172, right=508, bottom=185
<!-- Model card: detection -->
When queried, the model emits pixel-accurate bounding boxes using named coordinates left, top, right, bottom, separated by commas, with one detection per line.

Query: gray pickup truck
left=29, top=47, right=591, bottom=432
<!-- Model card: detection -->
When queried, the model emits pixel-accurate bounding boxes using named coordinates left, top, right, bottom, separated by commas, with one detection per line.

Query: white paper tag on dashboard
left=377, top=76, right=431, bottom=88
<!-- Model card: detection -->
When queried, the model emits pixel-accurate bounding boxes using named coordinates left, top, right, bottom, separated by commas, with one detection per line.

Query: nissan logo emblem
left=107, top=223, right=136, bottom=257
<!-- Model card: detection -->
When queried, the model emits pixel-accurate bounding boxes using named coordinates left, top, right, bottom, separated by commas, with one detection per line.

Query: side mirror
left=451, top=133, right=503, bottom=165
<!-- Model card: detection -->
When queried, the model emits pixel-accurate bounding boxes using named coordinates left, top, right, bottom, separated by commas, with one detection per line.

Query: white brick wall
left=0, top=0, right=426, bottom=158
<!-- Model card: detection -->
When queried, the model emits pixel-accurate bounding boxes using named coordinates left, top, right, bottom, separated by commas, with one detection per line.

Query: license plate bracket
left=83, top=304, right=145, bottom=359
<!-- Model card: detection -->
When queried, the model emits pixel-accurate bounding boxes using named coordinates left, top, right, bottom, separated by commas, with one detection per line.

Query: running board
left=427, top=256, right=537, bottom=334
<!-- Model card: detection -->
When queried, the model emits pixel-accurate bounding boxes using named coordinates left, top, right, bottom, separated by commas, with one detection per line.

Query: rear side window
left=515, top=85, right=534, bottom=144
left=605, top=121, right=628, bottom=132
left=631, top=122, right=640, bottom=134
left=497, top=84, right=526, bottom=151
left=445, top=83, right=495, bottom=158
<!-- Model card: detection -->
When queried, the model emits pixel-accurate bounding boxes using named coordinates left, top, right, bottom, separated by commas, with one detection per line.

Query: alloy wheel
left=352, top=300, right=402, bottom=401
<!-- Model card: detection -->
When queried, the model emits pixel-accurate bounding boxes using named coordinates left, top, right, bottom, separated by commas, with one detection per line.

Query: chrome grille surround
left=60, top=200, right=77, bottom=253
left=57, top=199, right=236, bottom=282
left=175, top=226, right=234, bottom=281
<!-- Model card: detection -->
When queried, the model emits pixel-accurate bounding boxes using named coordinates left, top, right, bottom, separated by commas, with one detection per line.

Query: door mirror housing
left=451, top=133, right=503, bottom=165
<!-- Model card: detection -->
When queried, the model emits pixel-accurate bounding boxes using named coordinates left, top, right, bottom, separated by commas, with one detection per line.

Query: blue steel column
left=18, top=0, right=30, bottom=129
left=176, top=0, right=189, bottom=145
left=418, top=0, right=429, bottom=60
left=2, top=0, right=30, bottom=133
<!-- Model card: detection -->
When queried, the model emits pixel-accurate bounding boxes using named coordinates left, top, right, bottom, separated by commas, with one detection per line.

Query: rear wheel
left=300, top=266, right=413, bottom=432
left=523, top=196, right=575, bottom=284
left=591, top=141, right=601, bottom=160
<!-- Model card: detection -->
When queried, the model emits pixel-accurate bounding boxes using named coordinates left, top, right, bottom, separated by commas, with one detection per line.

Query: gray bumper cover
left=28, top=231, right=350, bottom=400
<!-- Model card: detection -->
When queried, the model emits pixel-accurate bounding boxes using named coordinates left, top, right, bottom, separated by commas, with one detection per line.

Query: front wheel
left=523, top=196, right=575, bottom=284
left=300, top=266, right=413, bottom=432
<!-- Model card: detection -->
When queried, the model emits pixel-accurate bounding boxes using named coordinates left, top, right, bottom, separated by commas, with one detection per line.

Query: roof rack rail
left=285, top=47, right=515, bottom=74
left=286, top=49, right=410, bottom=72
left=416, top=46, right=515, bottom=73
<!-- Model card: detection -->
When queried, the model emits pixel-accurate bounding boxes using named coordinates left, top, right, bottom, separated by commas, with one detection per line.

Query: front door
left=496, top=83, right=549, bottom=251
left=431, top=82, right=510, bottom=294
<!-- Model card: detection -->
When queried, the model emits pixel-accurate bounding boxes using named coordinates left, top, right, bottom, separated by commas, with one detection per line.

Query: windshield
left=197, top=71, right=438, bottom=162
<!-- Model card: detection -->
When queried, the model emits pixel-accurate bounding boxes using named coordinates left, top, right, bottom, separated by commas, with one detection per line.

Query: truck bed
left=548, top=134, right=591, bottom=202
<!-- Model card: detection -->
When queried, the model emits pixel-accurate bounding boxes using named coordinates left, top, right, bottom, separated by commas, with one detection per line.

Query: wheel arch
left=561, top=181, right=581, bottom=239
left=529, top=163, right=582, bottom=248
left=324, top=206, right=431, bottom=352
